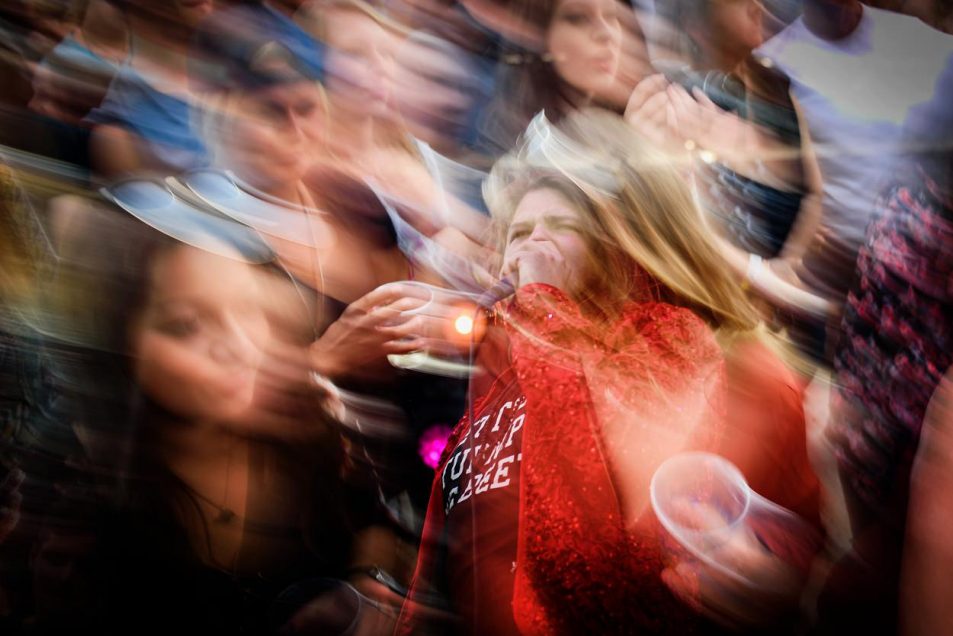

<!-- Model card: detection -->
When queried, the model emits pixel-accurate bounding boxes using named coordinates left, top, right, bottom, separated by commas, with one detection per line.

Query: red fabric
left=717, top=338, right=822, bottom=531
left=396, top=284, right=727, bottom=635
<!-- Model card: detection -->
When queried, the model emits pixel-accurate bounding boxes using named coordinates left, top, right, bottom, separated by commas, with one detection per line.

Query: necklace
left=179, top=474, right=236, bottom=524
left=176, top=468, right=301, bottom=536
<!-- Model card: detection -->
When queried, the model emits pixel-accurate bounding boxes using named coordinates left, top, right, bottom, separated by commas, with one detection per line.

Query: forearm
left=901, top=373, right=953, bottom=635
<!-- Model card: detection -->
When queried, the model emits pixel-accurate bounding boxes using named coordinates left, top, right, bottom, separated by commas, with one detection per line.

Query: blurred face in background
left=323, top=6, right=396, bottom=120
left=391, top=36, right=476, bottom=151
left=132, top=246, right=270, bottom=425
left=217, top=80, right=325, bottom=190
left=546, top=0, right=624, bottom=99
left=691, top=0, right=764, bottom=64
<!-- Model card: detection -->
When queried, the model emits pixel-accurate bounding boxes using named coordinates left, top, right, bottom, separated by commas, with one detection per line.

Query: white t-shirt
left=757, top=6, right=953, bottom=248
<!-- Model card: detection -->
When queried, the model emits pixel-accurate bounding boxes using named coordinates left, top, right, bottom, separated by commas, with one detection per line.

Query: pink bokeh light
left=418, top=424, right=453, bottom=469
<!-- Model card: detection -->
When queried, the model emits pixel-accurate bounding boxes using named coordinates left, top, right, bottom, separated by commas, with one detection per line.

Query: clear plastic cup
left=650, top=452, right=820, bottom=592
left=379, top=281, right=486, bottom=378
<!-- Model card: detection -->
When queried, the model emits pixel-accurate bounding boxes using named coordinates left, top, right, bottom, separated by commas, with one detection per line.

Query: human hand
left=624, top=74, right=682, bottom=155
left=310, top=282, right=433, bottom=381
left=501, top=240, right=576, bottom=295
left=670, top=86, right=764, bottom=162
left=660, top=501, right=809, bottom=629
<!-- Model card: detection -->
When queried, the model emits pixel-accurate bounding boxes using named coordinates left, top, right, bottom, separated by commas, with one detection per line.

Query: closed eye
left=549, top=220, right=582, bottom=233
left=561, top=12, right=590, bottom=25
left=158, top=315, right=202, bottom=338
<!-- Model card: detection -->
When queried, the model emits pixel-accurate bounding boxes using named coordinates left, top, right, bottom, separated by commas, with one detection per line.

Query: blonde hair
left=486, top=108, right=761, bottom=333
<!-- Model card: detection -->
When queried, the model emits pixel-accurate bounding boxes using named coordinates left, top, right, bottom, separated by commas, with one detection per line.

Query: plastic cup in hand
left=379, top=281, right=486, bottom=378
left=650, top=452, right=820, bottom=593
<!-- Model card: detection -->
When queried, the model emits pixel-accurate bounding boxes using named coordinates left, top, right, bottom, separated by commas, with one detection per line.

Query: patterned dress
left=830, top=167, right=953, bottom=511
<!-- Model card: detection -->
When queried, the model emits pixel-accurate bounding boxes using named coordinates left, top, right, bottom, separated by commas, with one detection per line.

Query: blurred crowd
left=0, top=0, right=950, bottom=634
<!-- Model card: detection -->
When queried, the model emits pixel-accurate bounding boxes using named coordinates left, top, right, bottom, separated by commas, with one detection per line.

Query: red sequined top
left=396, top=284, right=726, bottom=635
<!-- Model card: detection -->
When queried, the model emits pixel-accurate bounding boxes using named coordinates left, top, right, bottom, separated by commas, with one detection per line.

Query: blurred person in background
left=190, top=8, right=474, bottom=588
left=29, top=0, right=128, bottom=128
left=629, top=0, right=834, bottom=375
left=296, top=0, right=402, bottom=173
left=19, top=0, right=128, bottom=170
left=87, top=0, right=214, bottom=177
left=0, top=0, right=105, bottom=163
left=189, top=10, right=433, bottom=361
left=816, top=58, right=953, bottom=635
left=33, top=196, right=395, bottom=635
left=0, top=0, right=78, bottom=112
left=299, top=0, right=494, bottom=291
left=476, top=0, right=641, bottom=157
left=645, top=0, right=821, bottom=275
left=752, top=0, right=953, bottom=355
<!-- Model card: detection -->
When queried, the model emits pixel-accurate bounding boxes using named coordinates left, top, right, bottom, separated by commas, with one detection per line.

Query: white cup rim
left=650, top=452, right=757, bottom=582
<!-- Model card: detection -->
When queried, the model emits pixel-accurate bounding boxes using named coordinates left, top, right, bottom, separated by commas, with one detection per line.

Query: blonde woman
left=396, top=108, right=822, bottom=634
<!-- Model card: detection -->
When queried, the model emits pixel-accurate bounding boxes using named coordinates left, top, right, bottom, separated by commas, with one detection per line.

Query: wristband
left=745, top=253, right=764, bottom=287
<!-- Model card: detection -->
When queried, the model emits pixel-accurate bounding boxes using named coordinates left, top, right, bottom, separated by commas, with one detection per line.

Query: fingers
left=348, top=282, right=431, bottom=313
left=668, top=84, right=699, bottom=138
left=691, top=86, right=719, bottom=111
left=626, top=74, right=669, bottom=118
left=626, top=90, right=671, bottom=143
left=351, top=296, right=429, bottom=329
left=378, top=312, right=448, bottom=342
left=381, top=337, right=427, bottom=354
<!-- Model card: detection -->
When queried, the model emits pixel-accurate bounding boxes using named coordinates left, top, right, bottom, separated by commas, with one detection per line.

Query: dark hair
left=476, top=0, right=628, bottom=156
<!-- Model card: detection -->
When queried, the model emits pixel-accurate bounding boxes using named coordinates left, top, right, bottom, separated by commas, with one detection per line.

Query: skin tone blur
left=322, top=6, right=395, bottom=123
left=89, top=0, right=214, bottom=177
left=547, top=0, right=624, bottom=102
left=390, top=35, right=476, bottom=157
left=132, top=246, right=270, bottom=426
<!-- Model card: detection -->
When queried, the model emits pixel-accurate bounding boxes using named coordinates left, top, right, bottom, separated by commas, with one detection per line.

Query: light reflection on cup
left=378, top=281, right=486, bottom=378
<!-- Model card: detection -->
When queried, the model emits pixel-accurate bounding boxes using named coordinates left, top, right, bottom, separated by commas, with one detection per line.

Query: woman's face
left=132, top=246, right=271, bottom=424
left=546, top=0, right=623, bottom=98
left=502, top=187, right=593, bottom=295
left=324, top=8, right=395, bottom=118
left=222, top=81, right=324, bottom=189
left=391, top=38, right=474, bottom=151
